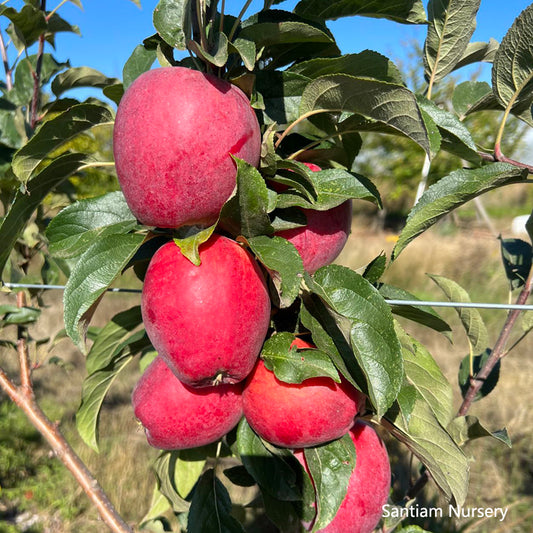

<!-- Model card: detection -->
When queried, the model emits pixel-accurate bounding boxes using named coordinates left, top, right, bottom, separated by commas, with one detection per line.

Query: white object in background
left=511, top=215, right=530, bottom=235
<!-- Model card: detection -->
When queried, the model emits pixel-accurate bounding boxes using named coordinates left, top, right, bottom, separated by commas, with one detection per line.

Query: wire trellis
left=3, top=282, right=533, bottom=311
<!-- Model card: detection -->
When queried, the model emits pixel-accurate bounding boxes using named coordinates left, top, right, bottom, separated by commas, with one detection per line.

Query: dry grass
left=1, top=219, right=532, bottom=532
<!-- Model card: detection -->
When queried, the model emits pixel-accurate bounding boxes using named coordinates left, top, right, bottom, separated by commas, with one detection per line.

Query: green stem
left=46, top=0, right=70, bottom=20
left=288, top=128, right=361, bottom=160
left=0, top=29, right=12, bottom=90
left=196, top=0, right=208, bottom=52
left=219, top=0, right=225, bottom=34
left=228, top=0, right=253, bottom=42
left=78, top=161, right=116, bottom=171
left=274, top=109, right=330, bottom=150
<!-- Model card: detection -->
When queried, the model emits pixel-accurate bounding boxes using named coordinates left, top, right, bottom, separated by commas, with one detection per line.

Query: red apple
left=132, top=356, right=243, bottom=450
left=242, top=337, right=365, bottom=448
left=274, top=163, right=352, bottom=274
left=113, top=66, right=261, bottom=228
left=142, top=235, right=271, bottom=387
left=296, top=421, right=391, bottom=533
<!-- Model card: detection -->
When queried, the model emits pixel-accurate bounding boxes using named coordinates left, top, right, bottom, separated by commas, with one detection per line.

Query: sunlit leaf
left=299, top=74, right=430, bottom=155
left=393, top=163, right=527, bottom=259
left=424, top=0, right=481, bottom=85
left=294, top=0, right=426, bottom=24
left=492, top=5, right=533, bottom=110
left=63, top=233, right=145, bottom=351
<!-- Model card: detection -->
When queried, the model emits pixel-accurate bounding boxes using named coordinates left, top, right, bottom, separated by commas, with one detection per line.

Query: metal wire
left=3, top=282, right=533, bottom=311
left=3, top=282, right=142, bottom=294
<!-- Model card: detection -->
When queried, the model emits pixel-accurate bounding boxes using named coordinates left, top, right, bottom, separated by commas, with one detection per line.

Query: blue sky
left=46, top=0, right=532, bottom=86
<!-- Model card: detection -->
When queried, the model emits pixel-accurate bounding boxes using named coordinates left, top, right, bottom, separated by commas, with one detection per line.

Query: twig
left=407, top=268, right=533, bottom=501
left=0, top=28, right=12, bottom=90
left=0, top=369, right=133, bottom=533
left=458, top=268, right=533, bottom=415
left=0, top=288, right=133, bottom=532
left=16, top=291, right=32, bottom=395
left=30, top=0, right=47, bottom=129
left=0, top=296, right=133, bottom=532
left=494, top=144, right=533, bottom=174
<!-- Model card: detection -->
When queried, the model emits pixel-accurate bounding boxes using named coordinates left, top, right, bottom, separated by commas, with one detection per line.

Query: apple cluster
left=113, top=66, right=390, bottom=532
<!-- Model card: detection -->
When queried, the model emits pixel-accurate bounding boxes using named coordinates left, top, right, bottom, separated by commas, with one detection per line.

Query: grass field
left=1, top=211, right=532, bottom=532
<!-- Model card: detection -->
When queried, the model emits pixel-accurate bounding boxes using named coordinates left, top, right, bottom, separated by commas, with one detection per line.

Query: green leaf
left=452, top=81, right=492, bottom=118
left=12, top=103, right=114, bottom=184
left=458, top=349, right=500, bottom=402
left=247, top=235, right=304, bottom=308
left=219, top=157, right=273, bottom=238
left=45, top=13, right=81, bottom=43
left=276, top=168, right=381, bottom=210
left=294, top=0, right=426, bottom=24
left=51, top=67, right=119, bottom=97
left=428, top=274, right=488, bottom=355
left=499, top=237, right=532, bottom=290
left=63, top=233, right=145, bottom=351
left=172, top=448, right=210, bottom=499
left=153, top=451, right=191, bottom=514
left=46, top=191, right=138, bottom=259
left=223, top=466, right=256, bottom=487
left=308, top=265, right=404, bottom=417
left=304, top=433, right=356, bottom=531
left=255, top=70, right=310, bottom=126
left=229, top=38, right=256, bottom=71
left=419, top=106, right=442, bottom=158
left=12, top=54, right=69, bottom=106
left=424, top=0, right=481, bottom=85
left=0, top=153, right=89, bottom=278
left=261, top=332, right=340, bottom=383
left=384, top=391, right=469, bottom=506
left=289, top=51, right=405, bottom=85
left=153, top=0, right=192, bottom=50
left=0, top=305, right=40, bottom=325
left=240, top=10, right=335, bottom=51
left=173, top=223, right=217, bottom=266
left=395, top=382, right=418, bottom=427
left=102, top=83, right=124, bottom=105
left=417, top=95, right=480, bottom=164
left=299, top=74, right=430, bottom=155
left=187, top=468, right=244, bottom=533
left=270, top=207, right=307, bottom=232
left=140, top=484, right=172, bottom=528
left=85, top=306, right=144, bottom=375
left=396, top=527, right=433, bottom=533
left=188, top=469, right=245, bottom=533
left=261, top=491, right=303, bottom=533
left=236, top=419, right=302, bottom=501
left=76, top=353, right=134, bottom=452
left=397, top=325, right=454, bottom=427
left=378, top=284, right=451, bottom=336
left=4, top=5, right=47, bottom=50
left=447, top=416, right=511, bottom=447
left=462, top=86, right=533, bottom=127
left=492, top=5, right=533, bottom=111
left=393, top=163, right=527, bottom=259
left=189, top=33, right=229, bottom=68
left=452, top=38, right=499, bottom=72
left=76, top=308, right=148, bottom=451
left=362, top=253, right=387, bottom=284
left=123, top=45, right=157, bottom=89
left=300, top=293, right=365, bottom=391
